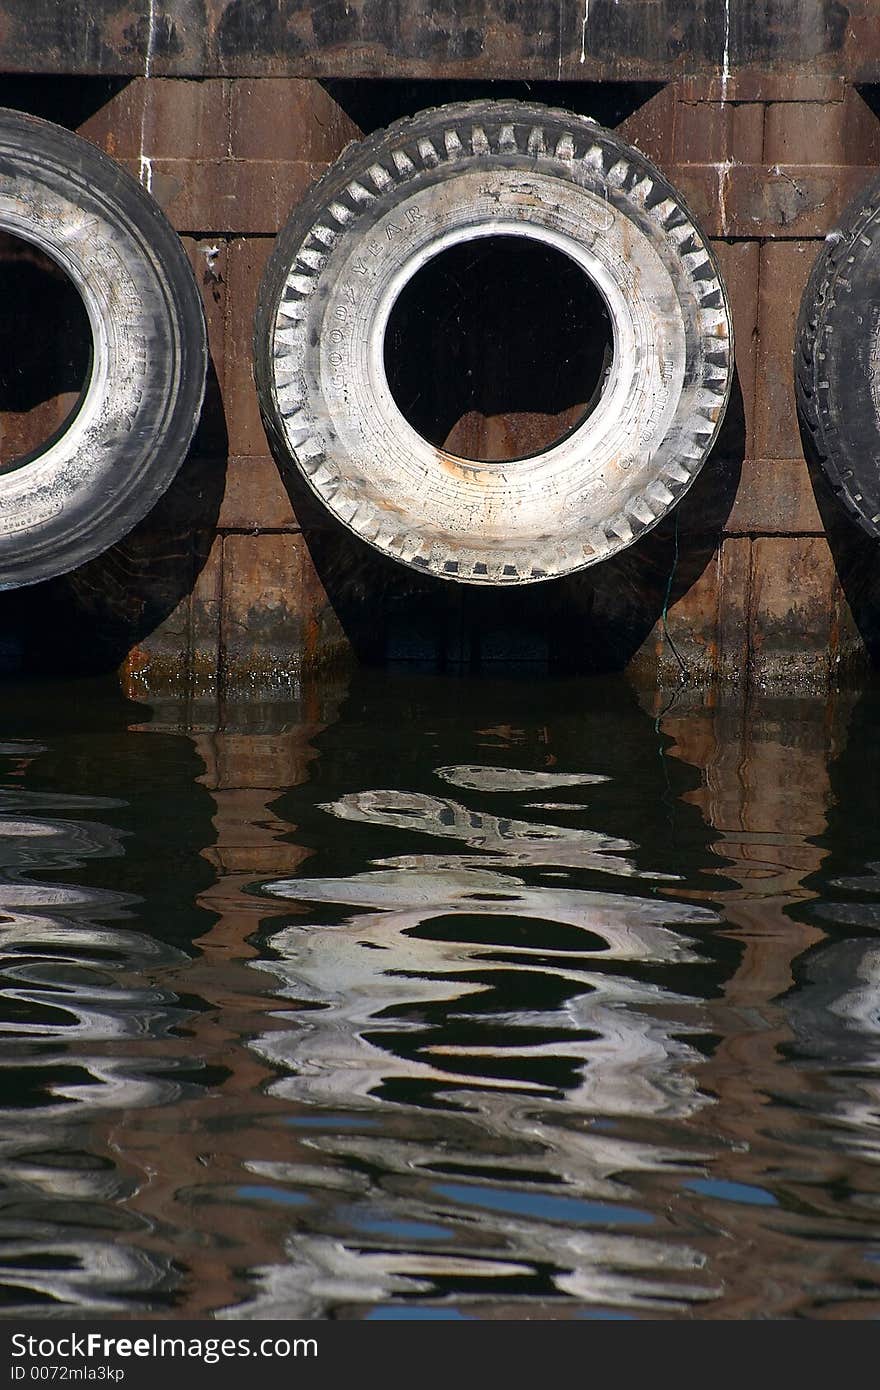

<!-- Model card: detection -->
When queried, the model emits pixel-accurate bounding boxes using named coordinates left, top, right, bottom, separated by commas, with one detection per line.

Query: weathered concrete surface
left=0, top=1, right=876, bottom=81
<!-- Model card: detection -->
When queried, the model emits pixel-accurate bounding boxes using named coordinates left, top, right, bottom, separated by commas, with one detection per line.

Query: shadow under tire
left=255, top=100, right=733, bottom=585
left=0, top=109, right=207, bottom=588
left=797, top=173, right=880, bottom=538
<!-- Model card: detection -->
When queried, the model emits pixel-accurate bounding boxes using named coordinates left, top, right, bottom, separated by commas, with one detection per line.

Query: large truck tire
left=255, top=100, right=733, bottom=585
left=0, top=109, right=207, bottom=588
left=797, top=174, right=880, bottom=537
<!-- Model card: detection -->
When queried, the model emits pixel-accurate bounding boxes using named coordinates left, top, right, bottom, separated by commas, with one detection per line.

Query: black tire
left=0, top=109, right=207, bottom=588
left=255, top=100, right=733, bottom=585
left=796, top=174, right=880, bottom=537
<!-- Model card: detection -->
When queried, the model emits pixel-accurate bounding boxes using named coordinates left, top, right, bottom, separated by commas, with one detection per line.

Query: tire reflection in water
left=225, top=681, right=880, bottom=1318
left=4, top=676, right=880, bottom=1318
left=227, top=678, right=728, bottom=1317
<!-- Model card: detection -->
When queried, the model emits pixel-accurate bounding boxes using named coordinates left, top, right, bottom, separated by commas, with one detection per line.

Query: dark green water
left=1, top=670, right=879, bottom=1320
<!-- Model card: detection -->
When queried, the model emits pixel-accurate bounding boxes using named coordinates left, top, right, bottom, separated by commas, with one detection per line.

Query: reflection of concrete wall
left=659, top=691, right=880, bottom=1320
left=85, top=696, right=346, bottom=1317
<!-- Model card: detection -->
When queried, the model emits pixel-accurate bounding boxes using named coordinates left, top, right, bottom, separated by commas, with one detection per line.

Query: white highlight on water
left=721, top=0, right=731, bottom=99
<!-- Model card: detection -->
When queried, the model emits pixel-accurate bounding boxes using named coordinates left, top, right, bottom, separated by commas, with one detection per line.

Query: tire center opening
left=383, top=234, right=614, bottom=464
left=0, top=231, right=93, bottom=473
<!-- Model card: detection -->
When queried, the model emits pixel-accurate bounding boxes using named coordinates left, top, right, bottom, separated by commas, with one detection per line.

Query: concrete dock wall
left=2, top=2, right=880, bottom=692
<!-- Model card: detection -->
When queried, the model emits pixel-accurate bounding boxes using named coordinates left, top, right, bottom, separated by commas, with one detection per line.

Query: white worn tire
left=0, top=109, right=207, bottom=589
left=256, top=101, right=733, bottom=585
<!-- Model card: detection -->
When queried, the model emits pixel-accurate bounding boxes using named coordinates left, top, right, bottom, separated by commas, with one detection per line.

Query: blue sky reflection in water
left=0, top=673, right=879, bottom=1318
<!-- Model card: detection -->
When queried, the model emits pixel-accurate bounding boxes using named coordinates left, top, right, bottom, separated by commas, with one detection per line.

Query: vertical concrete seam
left=759, top=93, right=769, bottom=168
left=713, top=538, right=723, bottom=684
left=744, top=93, right=769, bottom=691
left=217, top=533, right=228, bottom=706
left=745, top=532, right=757, bottom=691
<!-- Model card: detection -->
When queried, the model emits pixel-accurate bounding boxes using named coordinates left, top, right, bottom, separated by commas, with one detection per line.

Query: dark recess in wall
left=0, top=74, right=131, bottom=126
left=322, top=78, right=664, bottom=135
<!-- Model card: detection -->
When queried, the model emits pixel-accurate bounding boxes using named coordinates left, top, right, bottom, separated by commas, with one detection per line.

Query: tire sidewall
left=798, top=200, right=880, bottom=534
left=0, top=110, right=207, bottom=588
left=256, top=103, right=733, bottom=584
